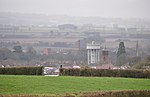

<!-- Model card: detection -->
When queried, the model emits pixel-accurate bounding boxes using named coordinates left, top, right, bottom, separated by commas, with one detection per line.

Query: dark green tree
left=26, top=46, right=36, bottom=56
left=25, top=46, right=37, bottom=62
left=0, top=48, right=12, bottom=61
left=0, top=48, right=12, bottom=66
left=13, top=45, right=22, bottom=53
left=15, top=46, right=37, bottom=65
left=116, top=42, right=127, bottom=66
left=117, top=42, right=126, bottom=57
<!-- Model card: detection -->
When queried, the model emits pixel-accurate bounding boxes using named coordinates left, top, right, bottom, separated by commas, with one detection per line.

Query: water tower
left=87, top=41, right=101, bottom=65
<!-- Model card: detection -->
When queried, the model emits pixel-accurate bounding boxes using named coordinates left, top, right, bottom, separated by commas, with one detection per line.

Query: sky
left=0, top=0, right=150, bottom=19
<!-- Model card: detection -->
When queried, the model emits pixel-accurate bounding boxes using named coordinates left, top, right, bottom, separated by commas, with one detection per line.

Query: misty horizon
left=0, top=0, right=150, bottom=19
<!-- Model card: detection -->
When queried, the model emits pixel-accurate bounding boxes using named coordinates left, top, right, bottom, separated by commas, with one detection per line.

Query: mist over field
left=0, top=0, right=150, bottom=69
left=0, top=1, right=150, bottom=96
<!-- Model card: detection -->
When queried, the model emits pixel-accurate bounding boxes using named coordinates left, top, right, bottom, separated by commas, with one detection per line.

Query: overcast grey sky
left=0, top=0, right=150, bottom=19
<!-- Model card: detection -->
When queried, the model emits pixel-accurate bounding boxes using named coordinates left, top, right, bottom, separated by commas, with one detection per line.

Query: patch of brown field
left=0, top=90, right=150, bottom=97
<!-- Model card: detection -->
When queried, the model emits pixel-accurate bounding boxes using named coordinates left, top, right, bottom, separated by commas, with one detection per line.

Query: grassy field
left=0, top=75, right=150, bottom=96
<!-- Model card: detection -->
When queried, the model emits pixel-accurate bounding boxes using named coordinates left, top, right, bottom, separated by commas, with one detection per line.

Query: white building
left=87, top=41, right=101, bottom=65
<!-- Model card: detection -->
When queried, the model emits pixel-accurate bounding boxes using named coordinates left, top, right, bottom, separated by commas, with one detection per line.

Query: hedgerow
left=0, top=66, right=43, bottom=75
left=59, top=68, right=150, bottom=78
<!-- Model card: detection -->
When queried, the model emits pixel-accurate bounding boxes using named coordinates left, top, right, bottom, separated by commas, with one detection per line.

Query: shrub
left=0, top=66, right=43, bottom=75
left=59, top=68, right=150, bottom=78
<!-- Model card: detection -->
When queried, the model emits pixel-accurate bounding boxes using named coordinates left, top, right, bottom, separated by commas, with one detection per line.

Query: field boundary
left=0, top=67, right=43, bottom=75
left=0, top=90, right=150, bottom=97
left=60, top=68, right=150, bottom=78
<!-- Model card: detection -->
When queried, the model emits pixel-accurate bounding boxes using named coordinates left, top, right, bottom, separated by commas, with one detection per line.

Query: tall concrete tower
left=87, top=41, right=101, bottom=65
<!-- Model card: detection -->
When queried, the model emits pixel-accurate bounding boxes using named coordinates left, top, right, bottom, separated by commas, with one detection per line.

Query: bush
left=0, top=67, right=43, bottom=75
left=59, top=68, right=150, bottom=78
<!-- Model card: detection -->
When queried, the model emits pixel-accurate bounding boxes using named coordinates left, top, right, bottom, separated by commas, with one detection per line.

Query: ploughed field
left=0, top=75, right=150, bottom=96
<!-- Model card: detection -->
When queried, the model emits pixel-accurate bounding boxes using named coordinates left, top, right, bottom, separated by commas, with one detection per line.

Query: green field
left=0, top=75, right=150, bottom=96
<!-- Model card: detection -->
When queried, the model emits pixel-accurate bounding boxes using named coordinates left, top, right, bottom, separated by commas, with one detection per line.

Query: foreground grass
left=0, top=75, right=150, bottom=96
